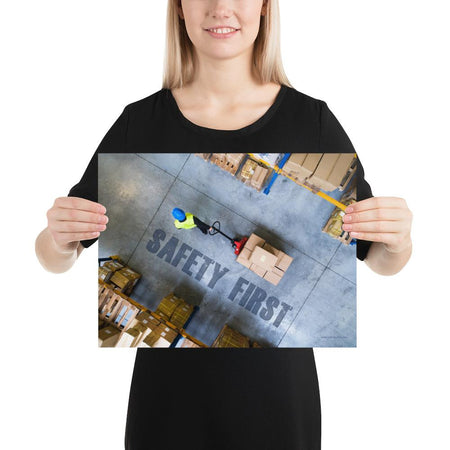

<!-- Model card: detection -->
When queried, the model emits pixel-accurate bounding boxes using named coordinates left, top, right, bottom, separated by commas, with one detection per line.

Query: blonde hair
left=162, top=0, right=292, bottom=89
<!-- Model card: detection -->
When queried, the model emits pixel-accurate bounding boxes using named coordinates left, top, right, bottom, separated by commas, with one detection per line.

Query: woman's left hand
left=342, top=196, right=413, bottom=253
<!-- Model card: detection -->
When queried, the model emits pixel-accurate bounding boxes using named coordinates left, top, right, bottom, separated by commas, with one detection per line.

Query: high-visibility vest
left=174, top=212, right=196, bottom=230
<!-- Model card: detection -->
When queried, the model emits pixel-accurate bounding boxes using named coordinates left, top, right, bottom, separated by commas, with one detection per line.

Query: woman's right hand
left=46, top=197, right=109, bottom=253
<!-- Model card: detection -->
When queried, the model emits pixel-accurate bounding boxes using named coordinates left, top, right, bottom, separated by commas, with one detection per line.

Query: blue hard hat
left=172, top=207, right=186, bottom=221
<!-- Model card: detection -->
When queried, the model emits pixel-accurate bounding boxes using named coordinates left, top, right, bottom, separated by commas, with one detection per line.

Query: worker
left=172, top=207, right=213, bottom=235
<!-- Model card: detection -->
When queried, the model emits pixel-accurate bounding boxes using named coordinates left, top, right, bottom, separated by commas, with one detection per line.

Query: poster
left=98, top=153, right=358, bottom=348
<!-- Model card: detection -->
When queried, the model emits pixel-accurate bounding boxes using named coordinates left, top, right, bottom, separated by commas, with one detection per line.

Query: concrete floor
left=99, top=153, right=356, bottom=347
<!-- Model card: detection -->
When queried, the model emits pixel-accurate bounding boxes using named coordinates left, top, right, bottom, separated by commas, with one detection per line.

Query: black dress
left=68, top=84, right=373, bottom=450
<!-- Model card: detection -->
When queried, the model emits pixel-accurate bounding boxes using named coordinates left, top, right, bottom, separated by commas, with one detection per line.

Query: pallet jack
left=208, top=221, right=248, bottom=256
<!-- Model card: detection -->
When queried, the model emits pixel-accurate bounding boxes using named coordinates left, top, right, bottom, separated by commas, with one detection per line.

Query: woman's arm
left=342, top=197, right=413, bottom=275
left=35, top=227, right=84, bottom=274
left=35, top=196, right=107, bottom=274
left=364, top=240, right=412, bottom=275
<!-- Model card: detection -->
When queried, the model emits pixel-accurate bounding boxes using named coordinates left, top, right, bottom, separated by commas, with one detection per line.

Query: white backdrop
left=1, top=1, right=449, bottom=449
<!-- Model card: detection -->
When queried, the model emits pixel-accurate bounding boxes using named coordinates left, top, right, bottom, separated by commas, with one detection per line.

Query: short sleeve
left=319, top=100, right=374, bottom=261
left=67, top=105, right=129, bottom=248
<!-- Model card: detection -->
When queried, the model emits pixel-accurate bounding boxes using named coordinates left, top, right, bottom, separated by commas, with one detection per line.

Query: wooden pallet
left=98, top=282, right=141, bottom=332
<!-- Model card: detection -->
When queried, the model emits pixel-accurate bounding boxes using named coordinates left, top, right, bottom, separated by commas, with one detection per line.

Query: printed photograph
left=98, top=153, right=358, bottom=348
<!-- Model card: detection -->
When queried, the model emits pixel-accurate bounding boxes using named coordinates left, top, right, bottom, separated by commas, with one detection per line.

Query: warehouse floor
left=98, top=153, right=356, bottom=347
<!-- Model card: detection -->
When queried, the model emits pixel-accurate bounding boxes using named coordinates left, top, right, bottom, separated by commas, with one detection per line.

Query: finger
left=54, top=196, right=107, bottom=214
left=49, top=207, right=109, bottom=225
left=342, top=220, right=406, bottom=234
left=51, top=220, right=107, bottom=234
left=346, top=197, right=407, bottom=213
left=343, top=208, right=406, bottom=223
left=51, top=230, right=101, bottom=246
left=348, top=231, right=399, bottom=245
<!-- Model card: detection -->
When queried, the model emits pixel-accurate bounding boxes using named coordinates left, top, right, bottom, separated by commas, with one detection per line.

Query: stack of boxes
left=116, top=310, right=161, bottom=347
left=236, top=233, right=293, bottom=286
left=139, top=323, right=179, bottom=348
left=99, top=284, right=267, bottom=348
left=237, top=158, right=269, bottom=191
left=104, top=308, right=179, bottom=349
left=154, top=293, right=194, bottom=328
left=195, top=153, right=245, bottom=176
left=98, top=258, right=141, bottom=296
left=322, top=182, right=357, bottom=244
left=211, top=324, right=251, bottom=348
left=281, top=153, right=356, bottom=192
left=98, top=325, right=121, bottom=347
left=109, top=266, right=141, bottom=296
left=196, top=152, right=356, bottom=194
left=99, top=291, right=198, bottom=348
left=98, top=259, right=124, bottom=283
left=195, top=153, right=273, bottom=192
left=209, top=153, right=245, bottom=175
left=210, top=324, right=264, bottom=348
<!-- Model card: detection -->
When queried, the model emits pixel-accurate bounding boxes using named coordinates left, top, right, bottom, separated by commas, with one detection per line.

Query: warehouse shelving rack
left=247, top=153, right=353, bottom=211
left=98, top=279, right=208, bottom=348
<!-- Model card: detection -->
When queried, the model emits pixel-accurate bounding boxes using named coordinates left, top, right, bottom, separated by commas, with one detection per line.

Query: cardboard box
left=271, top=266, right=285, bottom=277
left=250, top=246, right=278, bottom=270
left=262, top=242, right=280, bottom=257
left=236, top=247, right=252, bottom=268
left=222, top=153, right=245, bottom=175
left=110, top=267, right=141, bottom=290
left=120, top=267, right=141, bottom=280
left=244, top=233, right=265, bottom=252
left=286, top=153, right=307, bottom=166
left=263, top=271, right=283, bottom=286
left=236, top=256, right=251, bottom=269
left=210, top=153, right=226, bottom=164
left=274, top=250, right=285, bottom=266
left=98, top=326, right=121, bottom=347
left=134, top=310, right=152, bottom=324
left=250, top=263, right=267, bottom=277
left=282, top=153, right=310, bottom=181
left=132, top=322, right=152, bottom=346
left=109, top=272, right=130, bottom=290
left=226, top=153, right=245, bottom=166
left=156, top=294, right=183, bottom=319
left=137, top=339, right=151, bottom=348
left=212, top=325, right=250, bottom=348
left=180, top=338, right=201, bottom=348
left=239, top=248, right=252, bottom=260
left=129, top=310, right=160, bottom=330
left=240, top=158, right=259, bottom=180
left=170, top=303, right=194, bottom=329
left=275, top=253, right=293, bottom=272
left=116, top=327, right=140, bottom=347
left=326, top=154, right=355, bottom=187
left=140, top=334, right=156, bottom=348
left=308, top=153, right=340, bottom=191
left=250, top=165, right=268, bottom=190
left=102, top=260, right=124, bottom=272
left=210, top=153, right=244, bottom=176
left=98, top=266, right=113, bottom=282
left=302, top=153, right=323, bottom=175
left=143, top=325, right=178, bottom=348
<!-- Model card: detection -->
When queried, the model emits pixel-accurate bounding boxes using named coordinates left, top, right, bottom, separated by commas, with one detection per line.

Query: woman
left=35, top=1, right=413, bottom=448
